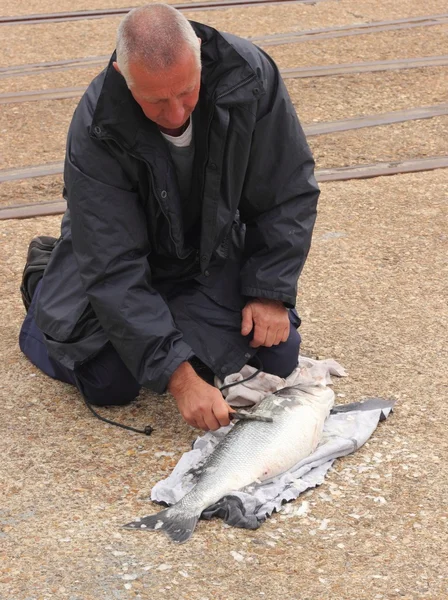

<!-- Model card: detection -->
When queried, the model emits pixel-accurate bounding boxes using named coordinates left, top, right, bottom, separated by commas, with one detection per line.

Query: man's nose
left=166, top=99, right=185, bottom=124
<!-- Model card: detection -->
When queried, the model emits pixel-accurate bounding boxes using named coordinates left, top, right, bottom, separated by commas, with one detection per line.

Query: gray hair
left=116, top=3, right=201, bottom=86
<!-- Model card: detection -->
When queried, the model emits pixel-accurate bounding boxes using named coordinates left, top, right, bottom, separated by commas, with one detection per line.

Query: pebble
left=230, top=551, right=245, bottom=562
left=319, top=519, right=330, bottom=530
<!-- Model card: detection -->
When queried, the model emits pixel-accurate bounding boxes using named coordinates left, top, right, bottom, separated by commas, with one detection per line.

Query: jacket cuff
left=146, top=341, right=195, bottom=395
left=241, top=286, right=296, bottom=309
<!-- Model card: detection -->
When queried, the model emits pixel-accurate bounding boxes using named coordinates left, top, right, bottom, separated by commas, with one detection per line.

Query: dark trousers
left=19, top=281, right=301, bottom=407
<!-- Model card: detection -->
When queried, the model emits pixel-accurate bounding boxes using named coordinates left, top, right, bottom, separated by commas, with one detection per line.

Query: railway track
left=250, top=13, right=448, bottom=46
left=1, top=6, right=447, bottom=221
left=1, top=14, right=447, bottom=80
left=2, top=56, right=448, bottom=106
left=0, top=0, right=326, bottom=26
left=1, top=156, right=447, bottom=220
left=1, top=103, right=447, bottom=183
left=280, top=55, right=448, bottom=79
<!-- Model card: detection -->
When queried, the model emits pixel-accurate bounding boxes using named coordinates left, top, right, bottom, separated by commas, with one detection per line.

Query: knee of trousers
left=255, top=324, right=301, bottom=379
left=74, top=345, right=141, bottom=407
left=75, top=372, right=141, bottom=407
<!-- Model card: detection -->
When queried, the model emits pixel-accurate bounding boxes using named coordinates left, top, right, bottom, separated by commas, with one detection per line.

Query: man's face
left=123, top=48, right=201, bottom=132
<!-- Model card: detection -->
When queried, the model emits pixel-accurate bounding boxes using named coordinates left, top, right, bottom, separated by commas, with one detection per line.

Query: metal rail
left=0, top=162, right=63, bottom=182
left=3, top=56, right=448, bottom=105
left=255, top=13, right=448, bottom=46
left=2, top=14, right=447, bottom=79
left=304, top=104, right=448, bottom=136
left=0, top=0, right=327, bottom=25
left=0, top=87, right=85, bottom=104
left=0, top=57, right=109, bottom=79
left=281, top=55, right=448, bottom=78
left=2, top=156, right=447, bottom=220
left=2, top=104, right=448, bottom=182
left=316, top=156, right=448, bottom=182
left=0, top=200, right=67, bottom=219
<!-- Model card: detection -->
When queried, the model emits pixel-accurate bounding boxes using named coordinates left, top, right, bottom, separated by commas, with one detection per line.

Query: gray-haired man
left=19, top=4, right=319, bottom=431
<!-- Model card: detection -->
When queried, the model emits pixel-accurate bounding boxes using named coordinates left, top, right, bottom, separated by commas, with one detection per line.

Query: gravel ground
left=1, top=0, right=448, bottom=598
left=308, top=115, right=448, bottom=169
left=288, top=67, right=448, bottom=122
left=0, top=67, right=105, bottom=95
left=1, top=172, right=447, bottom=599
left=0, top=99, right=78, bottom=170
left=0, top=176, right=64, bottom=209
left=267, top=24, right=448, bottom=68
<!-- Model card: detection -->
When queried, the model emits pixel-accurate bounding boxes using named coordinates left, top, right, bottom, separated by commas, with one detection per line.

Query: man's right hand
left=168, top=362, right=233, bottom=431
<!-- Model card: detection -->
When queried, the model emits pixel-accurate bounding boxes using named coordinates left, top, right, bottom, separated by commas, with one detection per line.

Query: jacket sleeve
left=238, top=53, right=319, bottom=308
left=65, top=126, right=193, bottom=393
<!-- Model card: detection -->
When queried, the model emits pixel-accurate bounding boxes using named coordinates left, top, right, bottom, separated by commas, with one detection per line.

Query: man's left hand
left=241, top=298, right=289, bottom=348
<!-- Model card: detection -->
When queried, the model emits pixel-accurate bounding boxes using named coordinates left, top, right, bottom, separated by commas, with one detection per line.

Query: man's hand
left=241, top=298, right=289, bottom=348
left=168, top=362, right=233, bottom=431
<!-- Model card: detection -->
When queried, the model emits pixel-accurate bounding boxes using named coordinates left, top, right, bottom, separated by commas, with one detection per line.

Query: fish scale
left=124, top=384, right=334, bottom=542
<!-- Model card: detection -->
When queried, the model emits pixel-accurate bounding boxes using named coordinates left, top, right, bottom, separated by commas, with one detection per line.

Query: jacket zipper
left=199, top=73, right=257, bottom=263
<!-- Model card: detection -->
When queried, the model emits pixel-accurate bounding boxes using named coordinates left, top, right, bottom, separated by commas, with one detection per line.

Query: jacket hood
left=90, top=22, right=265, bottom=148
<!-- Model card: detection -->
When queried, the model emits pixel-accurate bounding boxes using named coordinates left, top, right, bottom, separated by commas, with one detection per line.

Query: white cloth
left=216, top=355, right=348, bottom=407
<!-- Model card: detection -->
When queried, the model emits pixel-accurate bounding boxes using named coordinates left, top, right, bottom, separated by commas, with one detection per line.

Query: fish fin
left=123, top=507, right=200, bottom=544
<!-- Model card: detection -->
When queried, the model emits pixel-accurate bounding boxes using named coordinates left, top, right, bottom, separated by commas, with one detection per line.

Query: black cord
left=74, top=355, right=263, bottom=436
left=74, top=374, right=154, bottom=436
left=219, top=354, right=263, bottom=393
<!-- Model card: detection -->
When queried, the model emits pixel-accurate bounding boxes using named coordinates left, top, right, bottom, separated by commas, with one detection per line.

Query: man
left=19, top=4, right=319, bottom=432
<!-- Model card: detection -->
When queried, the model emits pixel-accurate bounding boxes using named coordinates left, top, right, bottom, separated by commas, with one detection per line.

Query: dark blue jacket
left=36, top=21, right=319, bottom=392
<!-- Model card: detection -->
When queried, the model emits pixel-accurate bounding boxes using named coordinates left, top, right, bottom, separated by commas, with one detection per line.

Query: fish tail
left=124, top=506, right=200, bottom=544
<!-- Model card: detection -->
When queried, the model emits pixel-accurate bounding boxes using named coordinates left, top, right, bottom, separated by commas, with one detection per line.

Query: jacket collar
left=90, top=22, right=265, bottom=149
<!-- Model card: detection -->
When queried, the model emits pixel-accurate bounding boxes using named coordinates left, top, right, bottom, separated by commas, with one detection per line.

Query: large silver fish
left=124, top=384, right=334, bottom=543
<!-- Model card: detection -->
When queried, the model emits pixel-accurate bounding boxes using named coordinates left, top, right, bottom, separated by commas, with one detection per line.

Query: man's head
left=114, top=4, right=201, bottom=131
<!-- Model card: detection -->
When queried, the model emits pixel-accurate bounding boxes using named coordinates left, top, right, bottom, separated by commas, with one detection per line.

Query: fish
left=124, top=384, right=334, bottom=543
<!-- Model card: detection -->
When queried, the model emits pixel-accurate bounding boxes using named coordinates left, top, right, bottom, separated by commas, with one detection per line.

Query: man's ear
left=197, top=37, right=202, bottom=47
left=112, top=61, right=121, bottom=74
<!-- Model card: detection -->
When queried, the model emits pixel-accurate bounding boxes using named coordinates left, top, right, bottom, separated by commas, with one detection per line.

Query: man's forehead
left=128, top=52, right=200, bottom=94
